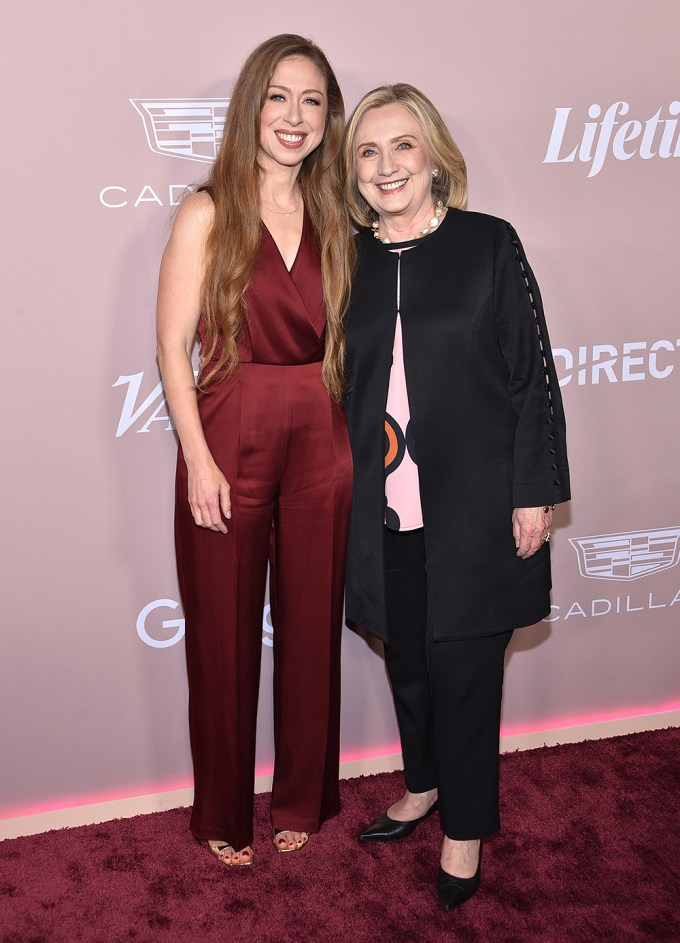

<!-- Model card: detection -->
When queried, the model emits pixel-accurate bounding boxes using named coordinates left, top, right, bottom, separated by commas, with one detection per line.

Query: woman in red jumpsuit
left=156, top=35, right=353, bottom=867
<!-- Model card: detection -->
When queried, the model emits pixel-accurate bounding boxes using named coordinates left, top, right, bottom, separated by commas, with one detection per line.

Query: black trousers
left=384, top=526, right=512, bottom=840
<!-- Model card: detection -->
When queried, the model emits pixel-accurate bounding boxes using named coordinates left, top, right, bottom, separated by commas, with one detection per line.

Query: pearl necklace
left=372, top=200, right=444, bottom=244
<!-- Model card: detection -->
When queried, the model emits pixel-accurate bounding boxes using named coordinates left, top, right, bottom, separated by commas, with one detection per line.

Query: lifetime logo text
left=544, top=101, right=680, bottom=177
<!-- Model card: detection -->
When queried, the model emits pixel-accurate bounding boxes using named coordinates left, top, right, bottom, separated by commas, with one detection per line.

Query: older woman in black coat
left=341, top=84, right=570, bottom=910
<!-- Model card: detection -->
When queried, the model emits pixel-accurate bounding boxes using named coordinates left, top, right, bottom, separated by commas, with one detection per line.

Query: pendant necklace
left=262, top=199, right=302, bottom=217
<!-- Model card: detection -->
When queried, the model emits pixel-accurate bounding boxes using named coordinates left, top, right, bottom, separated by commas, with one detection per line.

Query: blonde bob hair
left=200, top=34, right=353, bottom=401
left=342, top=84, right=468, bottom=228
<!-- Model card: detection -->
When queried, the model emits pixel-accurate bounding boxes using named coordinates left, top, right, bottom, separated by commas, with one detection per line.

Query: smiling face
left=354, top=102, right=434, bottom=227
left=258, top=55, right=328, bottom=172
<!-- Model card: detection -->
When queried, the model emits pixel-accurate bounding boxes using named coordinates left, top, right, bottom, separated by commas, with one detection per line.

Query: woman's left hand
left=512, top=506, right=553, bottom=559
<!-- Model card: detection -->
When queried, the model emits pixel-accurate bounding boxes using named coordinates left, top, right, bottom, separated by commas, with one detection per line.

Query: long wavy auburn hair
left=199, top=34, right=354, bottom=401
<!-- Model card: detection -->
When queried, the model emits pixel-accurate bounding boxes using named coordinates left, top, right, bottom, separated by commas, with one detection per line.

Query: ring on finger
left=542, top=532, right=551, bottom=542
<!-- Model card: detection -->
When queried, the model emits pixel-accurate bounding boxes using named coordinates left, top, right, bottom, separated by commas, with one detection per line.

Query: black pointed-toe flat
left=358, top=801, right=438, bottom=842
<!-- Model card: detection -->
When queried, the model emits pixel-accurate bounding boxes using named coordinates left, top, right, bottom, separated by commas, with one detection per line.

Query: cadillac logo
left=569, top=527, right=680, bottom=581
left=130, top=99, right=229, bottom=162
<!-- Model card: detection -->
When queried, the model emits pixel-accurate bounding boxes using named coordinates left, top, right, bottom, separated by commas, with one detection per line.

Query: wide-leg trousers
left=175, top=362, right=352, bottom=851
left=383, top=526, right=512, bottom=840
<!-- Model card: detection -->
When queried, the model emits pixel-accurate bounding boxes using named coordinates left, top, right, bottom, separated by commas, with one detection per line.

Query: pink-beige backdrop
left=2, top=0, right=679, bottom=821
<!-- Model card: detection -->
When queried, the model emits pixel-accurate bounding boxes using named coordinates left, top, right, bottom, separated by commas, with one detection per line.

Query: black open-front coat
left=344, top=209, right=571, bottom=642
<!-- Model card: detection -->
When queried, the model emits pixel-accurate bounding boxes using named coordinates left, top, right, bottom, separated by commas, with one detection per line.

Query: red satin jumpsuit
left=175, top=212, right=352, bottom=851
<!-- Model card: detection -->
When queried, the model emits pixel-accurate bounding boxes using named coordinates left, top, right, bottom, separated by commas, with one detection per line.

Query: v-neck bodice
left=198, top=210, right=326, bottom=371
left=202, top=210, right=327, bottom=372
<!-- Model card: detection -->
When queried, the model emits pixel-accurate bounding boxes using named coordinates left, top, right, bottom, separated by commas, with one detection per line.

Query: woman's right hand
left=187, top=461, right=232, bottom=533
left=156, top=192, right=232, bottom=533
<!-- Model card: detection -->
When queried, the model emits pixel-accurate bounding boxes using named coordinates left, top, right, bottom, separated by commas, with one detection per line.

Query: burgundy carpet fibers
left=1, top=728, right=678, bottom=942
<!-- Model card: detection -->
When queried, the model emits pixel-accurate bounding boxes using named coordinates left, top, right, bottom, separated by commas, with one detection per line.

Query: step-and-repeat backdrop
left=3, top=0, right=679, bottom=819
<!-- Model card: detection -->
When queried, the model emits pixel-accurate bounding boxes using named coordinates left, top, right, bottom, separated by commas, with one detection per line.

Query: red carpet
left=1, top=728, right=678, bottom=942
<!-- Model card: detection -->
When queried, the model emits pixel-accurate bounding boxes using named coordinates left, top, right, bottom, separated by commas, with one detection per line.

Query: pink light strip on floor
left=0, top=778, right=194, bottom=822
left=2, top=700, right=678, bottom=822
left=499, top=697, right=680, bottom=738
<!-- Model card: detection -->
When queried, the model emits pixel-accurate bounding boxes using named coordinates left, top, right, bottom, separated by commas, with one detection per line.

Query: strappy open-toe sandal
left=207, top=840, right=254, bottom=866
left=272, top=829, right=309, bottom=853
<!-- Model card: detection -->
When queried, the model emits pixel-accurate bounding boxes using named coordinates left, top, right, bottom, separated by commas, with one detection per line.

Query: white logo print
left=137, top=599, right=185, bottom=648
left=130, top=99, right=229, bottom=163
left=262, top=604, right=274, bottom=648
left=553, top=339, right=680, bottom=387
left=113, top=373, right=174, bottom=437
left=569, top=528, right=680, bottom=581
left=544, top=100, right=680, bottom=177
left=137, top=599, right=275, bottom=648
